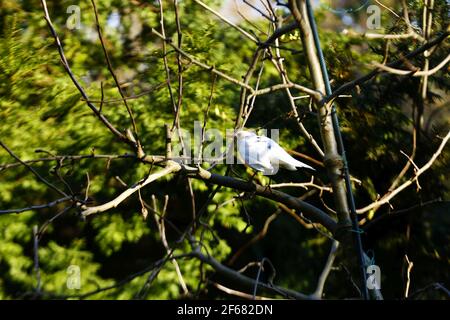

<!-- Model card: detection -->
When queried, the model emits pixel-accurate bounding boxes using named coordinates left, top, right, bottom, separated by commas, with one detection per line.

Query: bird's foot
left=263, top=177, right=273, bottom=193
left=247, top=171, right=258, bottom=184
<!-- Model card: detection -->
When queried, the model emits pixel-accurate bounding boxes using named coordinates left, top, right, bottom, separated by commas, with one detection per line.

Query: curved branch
left=357, top=130, right=450, bottom=214
left=248, top=82, right=321, bottom=102
left=81, top=161, right=181, bottom=217
left=261, top=22, right=298, bottom=47
left=79, top=162, right=337, bottom=233
left=0, top=140, right=68, bottom=198
left=311, top=240, right=339, bottom=299
left=192, top=0, right=259, bottom=43
left=371, top=53, right=450, bottom=76
left=0, top=196, right=72, bottom=215
left=197, top=170, right=338, bottom=234
left=40, top=0, right=134, bottom=148
left=192, top=249, right=313, bottom=300
left=325, top=31, right=450, bottom=104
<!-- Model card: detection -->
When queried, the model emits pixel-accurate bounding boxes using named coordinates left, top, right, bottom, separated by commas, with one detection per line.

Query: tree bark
left=289, top=0, right=352, bottom=231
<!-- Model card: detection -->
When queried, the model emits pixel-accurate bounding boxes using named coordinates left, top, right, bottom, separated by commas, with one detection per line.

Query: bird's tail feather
left=292, top=159, right=315, bottom=171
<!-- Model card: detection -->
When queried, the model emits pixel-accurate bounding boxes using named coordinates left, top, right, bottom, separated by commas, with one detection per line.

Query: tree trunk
left=289, top=0, right=352, bottom=231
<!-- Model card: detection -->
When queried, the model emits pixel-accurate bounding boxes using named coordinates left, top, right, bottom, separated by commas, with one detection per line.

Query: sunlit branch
left=371, top=54, right=450, bottom=76
left=342, top=29, right=424, bottom=41
left=326, top=31, right=449, bottom=103
left=357, top=130, right=450, bottom=214
left=81, top=161, right=181, bottom=217
left=210, top=281, right=273, bottom=300
left=192, top=0, right=259, bottom=43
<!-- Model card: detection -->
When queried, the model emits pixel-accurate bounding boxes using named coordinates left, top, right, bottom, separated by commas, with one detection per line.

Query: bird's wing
left=237, top=135, right=273, bottom=172
left=264, top=137, right=315, bottom=171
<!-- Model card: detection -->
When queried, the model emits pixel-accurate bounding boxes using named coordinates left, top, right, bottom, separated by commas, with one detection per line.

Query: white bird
left=236, top=130, right=314, bottom=176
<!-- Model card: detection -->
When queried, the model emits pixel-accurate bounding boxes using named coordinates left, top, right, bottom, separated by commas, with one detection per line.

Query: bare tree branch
left=269, top=24, right=325, bottom=156
left=228, top=209, right=281, bottom=265
left=152, top=194, right=189, bottom=295
left=0, top=140, right=68, bottom=197
left=403, top=254, right=414, bottom=298
left=371, top=54, right=450, bottom=76
left=40, top=0, right=135, bottom=149
left=193, top=0, right=259, bottom=43
left=0, top=196, right=72, bottom=215
left=270, top=177, right=332, bottom=193
left=289, top=0, right=352, bottom=229
left=211, top=281, right=272, bottom=300
left=248, top=82, right=321, bottom=102
left=312, top=240, right=339, bottom=299
left=343, top=29, right=424, bottom=41
left=151, top=28, right=255, bottom=92
left=81, top=161, right=180, bottom=217
left=90, top=0, right=141, bottom=151
left=357, top=130, right=450, bottom=214
left=325, top=31, right=449, bottom=104
left=191, top=249, right=313, bottom=300
left=197, top=169, right=338, bottom=234
left=408, top=282, right=450, bottom=299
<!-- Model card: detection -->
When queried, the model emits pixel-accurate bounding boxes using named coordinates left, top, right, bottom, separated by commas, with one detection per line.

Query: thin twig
left=0, top=140, right=68, bottom=197
left=39, top=0, right=134, bottom=148
left=211, top=281, right=272, bottom=300
left=326, top=31, right=449, bottom=103
left=243, top=0, right=275, bottom=22
left=192, top=249, right=312, bottom=299
left=33, top=225, right=42, bottom=294
left=90, top=0, right=140, bottom=146
left=268, top=16, right=324, bottom=156
left=403, top=255, right=414, bottom=298
left=152, top=28, right=255, bottom=92
left=357, top=130, right=450, bottom=214
left=0, top=153, right=136, bottom=171
left=152, top=195, right=189, bottom=295
left=228, top=209, right=281, bottom=265
left=82, top=80, right=168, bottom=104
left=0, top=196, right=72, bottom=215
left=408, top=282, right=450, bottom=299
left=193, top=0, right=259, bottom=43
left=37, top=206, right=73, bottom=240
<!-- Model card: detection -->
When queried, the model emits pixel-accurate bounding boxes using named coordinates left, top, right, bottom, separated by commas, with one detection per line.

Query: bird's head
left=235, top=130, right=256, bottom=140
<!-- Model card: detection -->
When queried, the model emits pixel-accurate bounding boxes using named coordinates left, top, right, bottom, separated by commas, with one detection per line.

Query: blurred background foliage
left=0, top=0, right=449, bottom=299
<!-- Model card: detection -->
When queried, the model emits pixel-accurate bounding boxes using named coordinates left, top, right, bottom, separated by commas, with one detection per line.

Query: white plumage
left=236, top=130, right=314, bottom=175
